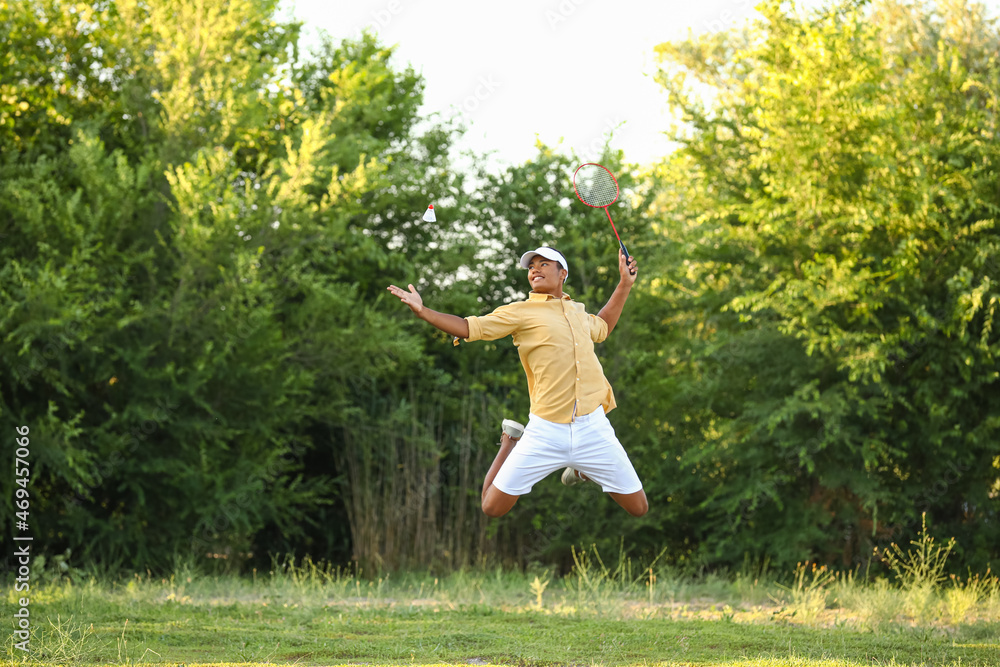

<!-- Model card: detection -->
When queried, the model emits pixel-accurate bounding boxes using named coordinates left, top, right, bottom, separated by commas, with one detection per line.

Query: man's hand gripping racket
left=573, top=163, right=636, bottom=275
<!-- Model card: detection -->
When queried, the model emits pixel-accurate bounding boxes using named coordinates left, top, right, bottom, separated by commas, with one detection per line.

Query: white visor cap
left=519, top=247, right=569, bottom=280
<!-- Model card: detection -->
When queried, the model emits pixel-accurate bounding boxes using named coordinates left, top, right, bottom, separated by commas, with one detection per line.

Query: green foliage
left=2, top=0, right=998, bottom=577
left=648, top=0, right=1000, bottom=569
left=0, top=0, right=451, bottom=571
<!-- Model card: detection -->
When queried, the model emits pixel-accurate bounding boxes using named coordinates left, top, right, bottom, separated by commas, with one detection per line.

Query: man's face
left=527, top=256, right=567, bottom=294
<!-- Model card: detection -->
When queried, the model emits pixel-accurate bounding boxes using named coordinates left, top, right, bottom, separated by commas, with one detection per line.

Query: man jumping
left=387, top=246, right=647, bottom=518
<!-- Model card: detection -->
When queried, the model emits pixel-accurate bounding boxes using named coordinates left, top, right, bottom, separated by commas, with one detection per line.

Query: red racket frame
left=572, top=162, right=633, bottom=273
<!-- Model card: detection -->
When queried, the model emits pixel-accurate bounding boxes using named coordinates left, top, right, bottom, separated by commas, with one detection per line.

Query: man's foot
left=501, top=419, right=525, bottom=440
left=561, top=467, right=587, bottom=486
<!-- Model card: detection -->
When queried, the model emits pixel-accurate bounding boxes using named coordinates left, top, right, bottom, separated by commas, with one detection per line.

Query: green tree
left=0, top=1, right=455, bottom=571
left=649, top=0, right=1000, bottom=568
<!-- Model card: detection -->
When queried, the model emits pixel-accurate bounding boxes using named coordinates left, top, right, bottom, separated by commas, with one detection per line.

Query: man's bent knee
left=481, top=501, right=508, bottom=518
left=611, top=490, right=648, bottom=517
left=628, top=499, right=649, bottom=518
left=482, top=486, right=518, bottom=517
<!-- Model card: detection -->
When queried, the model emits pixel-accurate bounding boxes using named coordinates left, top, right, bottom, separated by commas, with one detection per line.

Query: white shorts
left=492, top=406, right=643, bottom=496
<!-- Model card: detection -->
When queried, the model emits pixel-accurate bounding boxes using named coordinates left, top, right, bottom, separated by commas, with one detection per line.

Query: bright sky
left=281, top=0, right=1000, bottom=169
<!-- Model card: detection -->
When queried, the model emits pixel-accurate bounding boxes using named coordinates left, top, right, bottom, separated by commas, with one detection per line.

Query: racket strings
left=574, top=165, right=618, bottom=208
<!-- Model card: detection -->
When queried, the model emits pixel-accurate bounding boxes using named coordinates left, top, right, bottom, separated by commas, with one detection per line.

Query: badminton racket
left=573, top=163, right=634, bottom=274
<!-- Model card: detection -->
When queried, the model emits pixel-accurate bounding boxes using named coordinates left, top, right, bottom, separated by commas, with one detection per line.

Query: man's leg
left=564, top=469, right=647, bottom=516
left=609, top=489, right=648, bottom=517
left=481, top=429, right=521, bottom=518
left=565, top=408, right=647, bottom=517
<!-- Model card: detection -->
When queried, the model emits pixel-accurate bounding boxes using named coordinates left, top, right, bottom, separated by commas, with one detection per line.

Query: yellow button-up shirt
left=462, top=292, right=616, bottom=423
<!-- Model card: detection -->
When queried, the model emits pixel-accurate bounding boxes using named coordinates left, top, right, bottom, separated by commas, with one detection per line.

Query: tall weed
left=944, top=570, right=999, bottom=626
left=877, top=513, right=954, bottom=624
left=836, top=574, right=903, bottom=632
left=773, top=562, right=834, bottom=624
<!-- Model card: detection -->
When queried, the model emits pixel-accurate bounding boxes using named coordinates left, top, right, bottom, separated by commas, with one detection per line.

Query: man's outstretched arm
left=387, top=283, right=470, bottom=339
left=596, top=251, right=638, bottom=336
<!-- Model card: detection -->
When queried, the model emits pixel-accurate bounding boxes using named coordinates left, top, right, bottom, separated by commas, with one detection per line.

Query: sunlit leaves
left=650, top=0, right=1000, bottom=568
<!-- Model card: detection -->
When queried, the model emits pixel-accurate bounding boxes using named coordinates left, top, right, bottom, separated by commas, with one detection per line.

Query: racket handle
left=619, top=242, right=636, bottom=276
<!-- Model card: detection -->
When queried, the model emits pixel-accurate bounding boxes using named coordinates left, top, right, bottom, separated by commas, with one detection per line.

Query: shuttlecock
left=422, top=204, right=436, bottom=223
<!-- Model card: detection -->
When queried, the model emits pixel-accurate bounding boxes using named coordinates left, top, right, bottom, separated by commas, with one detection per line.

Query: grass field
left=4, top=547, right=999, bottom=667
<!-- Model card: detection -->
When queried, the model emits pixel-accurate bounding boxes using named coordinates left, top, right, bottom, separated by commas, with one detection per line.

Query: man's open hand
left=387, top=283, right=424, bottom=315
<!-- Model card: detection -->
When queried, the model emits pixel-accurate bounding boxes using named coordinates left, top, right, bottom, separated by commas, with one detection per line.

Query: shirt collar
left=528, top=291, right=572, bottom=302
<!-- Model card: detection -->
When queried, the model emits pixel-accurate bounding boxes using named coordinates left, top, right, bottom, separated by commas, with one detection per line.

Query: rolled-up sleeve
left=465, top=304, right=521, bottom=342
left=589, top=313, right=608, bottom=343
